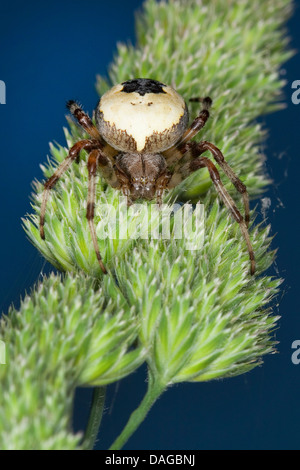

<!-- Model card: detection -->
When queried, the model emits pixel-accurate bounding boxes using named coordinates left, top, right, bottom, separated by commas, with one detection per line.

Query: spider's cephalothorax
left=40, top=78, right=255, bottom=275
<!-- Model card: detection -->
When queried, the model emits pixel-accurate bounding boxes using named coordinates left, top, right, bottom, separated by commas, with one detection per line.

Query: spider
left=40, top=78, right=255, bottom=275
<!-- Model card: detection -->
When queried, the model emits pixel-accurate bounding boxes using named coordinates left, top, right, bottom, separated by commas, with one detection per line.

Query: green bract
left=0, top=273, right=145, bottom=450
left=114, top=201, right=280, bottom=385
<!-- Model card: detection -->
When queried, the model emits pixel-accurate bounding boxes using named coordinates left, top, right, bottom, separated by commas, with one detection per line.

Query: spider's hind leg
left=192, top=141, right=250, bottom=227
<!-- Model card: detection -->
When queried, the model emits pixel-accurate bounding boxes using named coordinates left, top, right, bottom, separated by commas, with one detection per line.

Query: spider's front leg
left=162, top=96, right=212, bottom=167
left=86, top=148, right=116, bottom=274
left=67, top=100, right=118, bottom=159
left=156, top=173, right=172, bottom=206
left=40, top=139, right=101, bottom=240
left=176, top=96, right=212, bottom=147
left=67, top=100, right=102, bottom=140
left=190, top=155, right=255, bottom=275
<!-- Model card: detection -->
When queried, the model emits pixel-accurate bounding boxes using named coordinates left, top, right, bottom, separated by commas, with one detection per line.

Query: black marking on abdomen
left=121, top=78, right=166, bottom=96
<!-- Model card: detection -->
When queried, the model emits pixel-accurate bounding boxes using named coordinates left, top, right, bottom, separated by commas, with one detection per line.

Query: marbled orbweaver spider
left=40, top=78, right=255, bottom=275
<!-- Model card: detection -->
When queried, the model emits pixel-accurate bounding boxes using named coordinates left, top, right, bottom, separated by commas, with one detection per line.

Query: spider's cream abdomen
left=95, top=78, right=189, bottom=153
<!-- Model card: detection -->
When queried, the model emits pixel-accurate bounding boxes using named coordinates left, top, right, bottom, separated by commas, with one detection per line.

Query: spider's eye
left=95, top=78, right=189, bottom=153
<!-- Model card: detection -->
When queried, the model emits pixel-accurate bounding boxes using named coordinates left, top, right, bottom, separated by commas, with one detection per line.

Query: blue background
left=0, top=0, right=300, bottom=450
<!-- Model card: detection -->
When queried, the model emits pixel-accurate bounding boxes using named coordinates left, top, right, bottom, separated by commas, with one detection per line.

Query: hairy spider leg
left=86, top=149, right=110, bottom=274
left=163, top=96, right=250, bottom=227
left=190, top=156, right=255, bottom=275
left=40, top=139, right=101, bottom=239
left=66, top=100, right=118, bottom=159
left=162, top=96, right=212, bottom=167
left=190, top=141, right=250, bottom=227
left=176, top=96, right=212, bottom=147
left=66, top=100, right=102, bottom=140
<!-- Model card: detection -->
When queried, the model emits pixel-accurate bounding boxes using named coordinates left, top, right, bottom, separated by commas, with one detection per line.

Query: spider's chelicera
left=40, top=78, right=255, bottom=275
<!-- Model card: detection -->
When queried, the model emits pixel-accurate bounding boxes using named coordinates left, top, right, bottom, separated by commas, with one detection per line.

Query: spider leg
left=176, top=96, right=212, bottom=148
left=189, top=96, right=212, bottom=104
left=162, top=96, right=212, bottom=166
left=156, top=173, right=172, bottom=206
left=66, top=101, right=118, bottom=159
left=86, top=149, right=110, bottom=274
left=40, top=139, right=101, bottom=239
left=191, top=141, right=250, bottom=226
left=67, top=100, right=102, bottom=140
left=190, top=156, right=255, bottom=275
